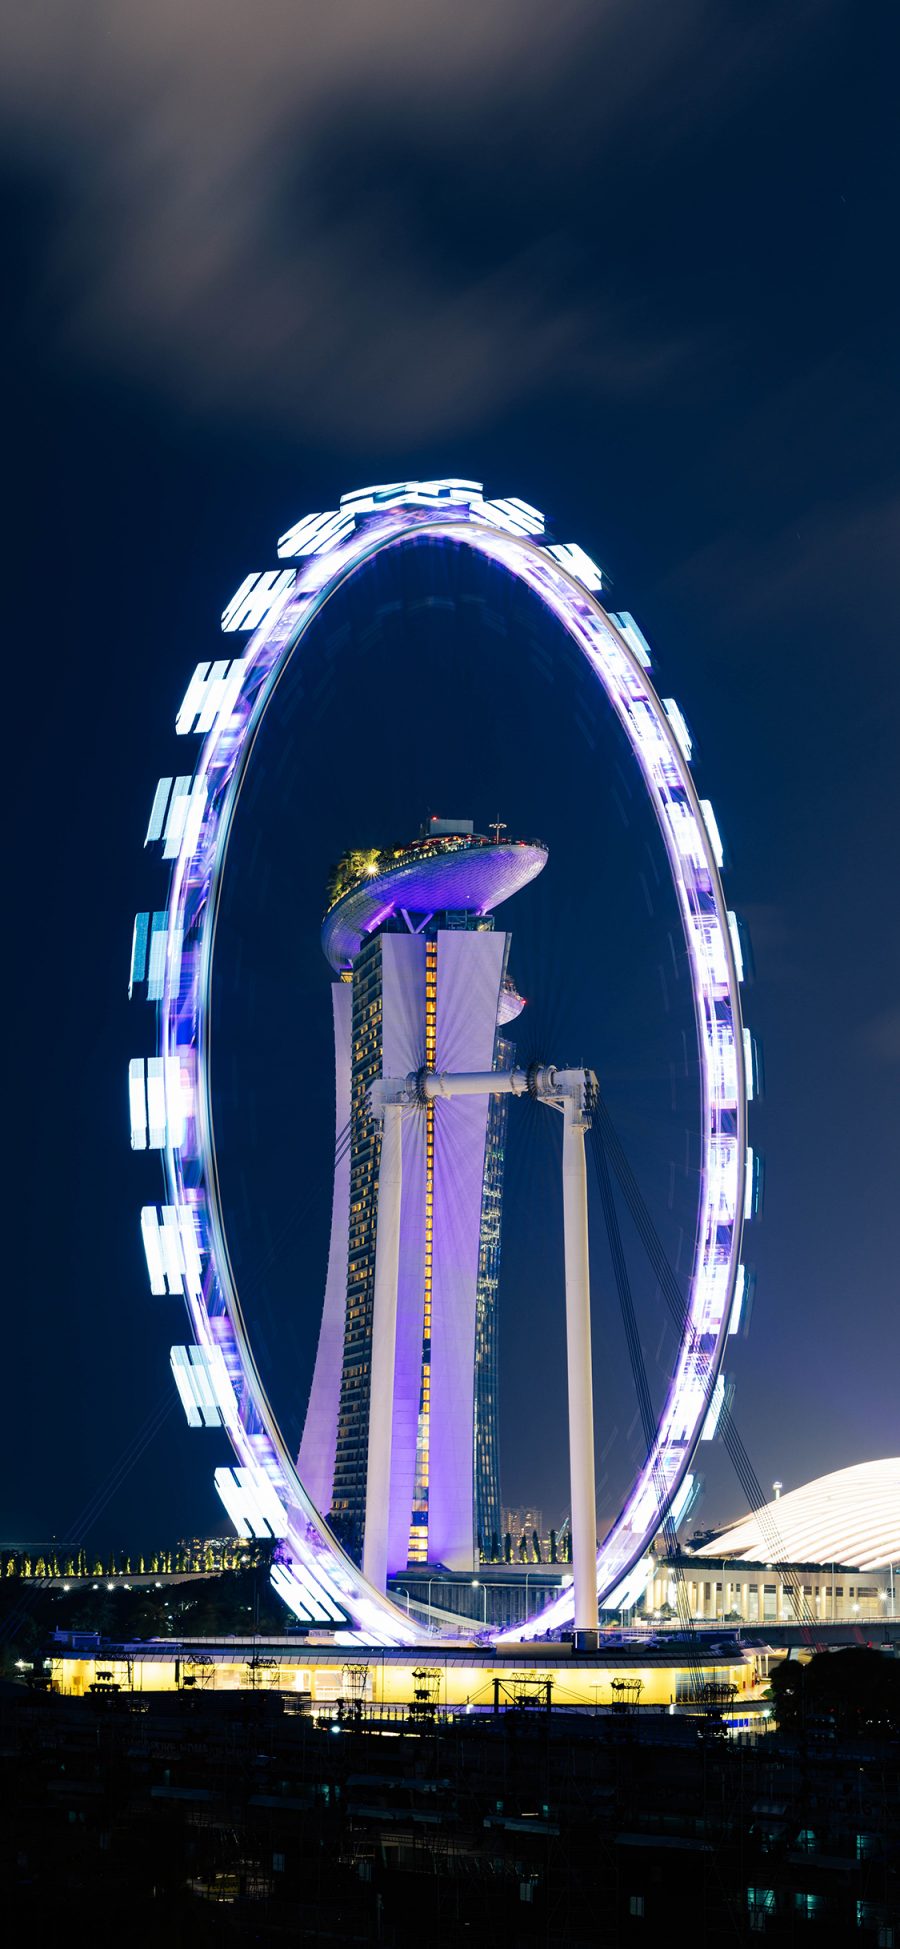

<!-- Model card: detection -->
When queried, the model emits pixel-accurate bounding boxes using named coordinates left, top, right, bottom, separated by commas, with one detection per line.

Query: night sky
left=4, top=4, right=898, bottom=1556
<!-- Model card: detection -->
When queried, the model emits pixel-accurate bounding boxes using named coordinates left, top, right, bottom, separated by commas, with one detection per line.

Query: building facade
left=472, top=1034, right=514, bottom=1557
left=644, top=1558, right=892, bottom=1625
left=638, top=1462, right=900, bottom=1627
left=299, top=820, right=547, bottom=1575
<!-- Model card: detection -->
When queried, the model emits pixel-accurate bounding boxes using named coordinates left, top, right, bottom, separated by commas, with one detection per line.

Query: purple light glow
left=134, top=480, right=749, bottom=1645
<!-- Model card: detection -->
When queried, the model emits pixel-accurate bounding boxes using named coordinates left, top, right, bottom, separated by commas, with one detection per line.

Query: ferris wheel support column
left=561, top=1087, right=600, bottom=1638
left=362, top=1097, right=404, bottom=1592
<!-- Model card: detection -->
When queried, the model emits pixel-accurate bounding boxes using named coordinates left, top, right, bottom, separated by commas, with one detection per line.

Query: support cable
left=590, top=1117, right=704, bottom=1692
left=593, top=1096, right=815, bottom=1631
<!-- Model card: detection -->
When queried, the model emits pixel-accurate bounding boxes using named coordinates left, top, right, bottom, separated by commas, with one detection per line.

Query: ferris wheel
left=128, top=478, right=753, bottom=1646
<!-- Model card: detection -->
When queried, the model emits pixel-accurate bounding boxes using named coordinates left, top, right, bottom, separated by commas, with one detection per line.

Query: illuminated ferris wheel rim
left=135, top=479, right=751, bottom=1648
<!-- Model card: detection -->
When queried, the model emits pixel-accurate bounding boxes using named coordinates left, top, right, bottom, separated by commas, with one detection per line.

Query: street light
left=471, top=1578, right=487, bottom=1625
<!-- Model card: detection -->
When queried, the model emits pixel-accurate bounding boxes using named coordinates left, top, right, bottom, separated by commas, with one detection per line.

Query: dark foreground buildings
left=3, top=1676, right=897, bottom=1946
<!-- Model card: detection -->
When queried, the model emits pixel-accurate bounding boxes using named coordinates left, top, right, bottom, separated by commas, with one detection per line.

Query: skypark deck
left=321, top=832, right=547, bottom=971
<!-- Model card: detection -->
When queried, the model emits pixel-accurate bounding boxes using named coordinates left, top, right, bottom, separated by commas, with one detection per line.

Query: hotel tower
left=299, top=818, right=547, bottom=1574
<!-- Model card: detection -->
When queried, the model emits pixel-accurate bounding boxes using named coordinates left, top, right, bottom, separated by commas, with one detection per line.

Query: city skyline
left=3, top=5, right=898, bottom=1559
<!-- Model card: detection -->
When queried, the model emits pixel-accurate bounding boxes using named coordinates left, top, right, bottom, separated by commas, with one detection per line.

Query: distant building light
left=429, top=816, right=474, bottom=837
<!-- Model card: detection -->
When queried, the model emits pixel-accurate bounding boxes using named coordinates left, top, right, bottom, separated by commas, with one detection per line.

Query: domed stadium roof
left=694, top=1459, right=900, bottom=1571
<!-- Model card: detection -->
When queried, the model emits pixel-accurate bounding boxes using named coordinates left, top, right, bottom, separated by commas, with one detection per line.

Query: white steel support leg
left=561, top=1094, right=599, bottom=1634
left=362, top=1100, right=403, bottom=1591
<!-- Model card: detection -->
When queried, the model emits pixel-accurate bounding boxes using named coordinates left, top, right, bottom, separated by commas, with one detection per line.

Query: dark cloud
left=4, top=0, right=837, bottom=442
